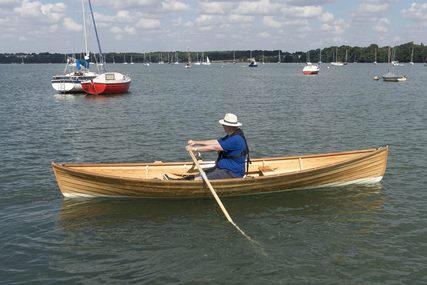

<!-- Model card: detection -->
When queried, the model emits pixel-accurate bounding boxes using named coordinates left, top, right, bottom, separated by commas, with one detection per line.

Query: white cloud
left=48, top=24, right=58, bottom=32
left=319, top=12, right=334, bottom=22
left=136, top=18, right=161, bottom=29
left=281, top=5, right=322, bottom=18
left=0, top=0, right=18, bottom=6
left=162, top=0, right=191, bottom=12
left=199, top=1, right=234, bottom=14
left=258, top=31, right=270, bottom=38
left=92, top=10, right=135, bottom=24
left=99, top=0, right=156, bottom=9
left=63, top=18, right=82, bottom=32
left=263, top=16, right=281, bottom=28
left=372, top=17, right=389, bottom=33
left=402, top=2, right=427, bottom=21
left=362, top=3, right=388, bottom=13
left=195, top=14, right=217, bottom=26
left=0, top=16, right=10, bottom=25
left=321, top=18, right=346, bottom=34
left=110, top=25, right=136, bottom=35
left=236, top=0, right=278, bottom=14
left=124, top=25, right=137, bottom=34
left=357, top=0, right=388, bottom=14
left=14, top=0, right=66, bottom=22
left=229, top=14, right=254, bottom=23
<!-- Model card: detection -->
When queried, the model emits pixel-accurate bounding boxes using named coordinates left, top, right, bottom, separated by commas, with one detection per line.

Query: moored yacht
left=51, top=0, right=98, bottom=93
left=81, top=72, right=131, bottom=94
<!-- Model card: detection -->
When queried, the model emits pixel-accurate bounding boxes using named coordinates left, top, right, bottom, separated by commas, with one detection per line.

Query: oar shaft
left=188, top=150, right=260, bottom=246
left=199, top=170, right=234, bottom=223
left=188, top=151, right=234, bottom=222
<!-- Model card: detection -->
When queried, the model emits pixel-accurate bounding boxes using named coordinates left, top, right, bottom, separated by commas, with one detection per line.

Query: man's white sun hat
left=219, top=113, right=242, bottom=127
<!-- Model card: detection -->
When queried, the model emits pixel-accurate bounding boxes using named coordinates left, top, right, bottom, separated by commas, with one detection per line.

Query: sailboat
left=185, top=50, right=192, bottom=68
left=80, top=0, right=131, bottom=95
left=382, top=47, right=407, bottom=82
left=130, top=56, right=134, bottom=64
left=202, top=53, right=211, bottom=65
left=51, top=0, right=98, bottom=93
left=123, top=54, right=128, bottom=64
left=302, top=51, right=320, bottom=75
left=409, top=45, right=414, bottom=65
left=373, top=47, right=378, bottom=65
left=143, top=53, right=150, bottom=66
left=391, top=48, right=404, bottom=66
left=232, top=50, right=236, bottom=64
left=330, top=47, right=344, bottom=66
left=158, top=53, right=164, bottom=64
left=248, top=59, right=258, bottom=67
left=277, top=50, right=281, bottom=64
left=174, top=52, right=179, bottom=64
left=194, top=52, right=201, bottom=65
left=318, top=49, right=322, bottom=64
left=344, top=49, right=348, bottom=65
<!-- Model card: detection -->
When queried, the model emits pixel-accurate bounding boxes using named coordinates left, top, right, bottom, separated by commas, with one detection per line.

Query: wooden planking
left=52, top=146, right=389, bottom=198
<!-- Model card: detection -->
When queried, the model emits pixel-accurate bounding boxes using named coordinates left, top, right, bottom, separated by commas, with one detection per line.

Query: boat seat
left=258, top=165, right=277, bottom=176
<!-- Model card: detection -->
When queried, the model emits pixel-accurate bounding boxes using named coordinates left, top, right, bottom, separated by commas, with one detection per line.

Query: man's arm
left=186, top=139, right=223, bottom=152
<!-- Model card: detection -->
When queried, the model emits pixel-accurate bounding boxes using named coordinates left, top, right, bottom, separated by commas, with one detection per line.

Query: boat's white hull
left=51, top=81, right=83, bottom=93
left=331, top=62, right=344, bottom=66
left=51, top=72, right=98, bottom=93
left=303, top=64, right=320, bottom=75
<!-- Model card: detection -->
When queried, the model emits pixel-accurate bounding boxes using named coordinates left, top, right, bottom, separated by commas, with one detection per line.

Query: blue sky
left=0, top=0, right=425, bottom=53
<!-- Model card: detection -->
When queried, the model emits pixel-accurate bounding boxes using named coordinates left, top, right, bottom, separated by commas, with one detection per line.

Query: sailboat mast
left=387, top=47, right=391, bottom=72
left=81, top=0, right=89, bottom=59
left=87, top=0, right=105, bottom=71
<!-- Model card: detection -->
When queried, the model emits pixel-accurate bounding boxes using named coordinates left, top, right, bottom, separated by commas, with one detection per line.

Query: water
left=1, top=62, right=426, bottom=284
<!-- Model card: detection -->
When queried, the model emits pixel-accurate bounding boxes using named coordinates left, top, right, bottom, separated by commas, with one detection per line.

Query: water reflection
left=84, top=93, right=129, bottom=100
left=58, top=184, right=385, bottom=231
left=53, top=93, right=82, bottom=101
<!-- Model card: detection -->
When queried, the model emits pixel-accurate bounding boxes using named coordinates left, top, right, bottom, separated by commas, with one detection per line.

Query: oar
left=188, top=150, right=253, bottom=241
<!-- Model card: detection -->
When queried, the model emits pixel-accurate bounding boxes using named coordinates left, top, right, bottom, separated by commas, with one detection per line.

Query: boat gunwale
left=52, top=145, right=388, bottom=185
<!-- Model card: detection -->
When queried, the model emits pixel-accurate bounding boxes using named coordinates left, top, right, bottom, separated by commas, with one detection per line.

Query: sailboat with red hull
left=81, top=72, right=131, bottom=95
left=81, top=0, right=131, bottom=95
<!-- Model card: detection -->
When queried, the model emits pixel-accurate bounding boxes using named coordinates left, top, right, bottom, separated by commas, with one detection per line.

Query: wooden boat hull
left=52, top=146, right=389, bottom=198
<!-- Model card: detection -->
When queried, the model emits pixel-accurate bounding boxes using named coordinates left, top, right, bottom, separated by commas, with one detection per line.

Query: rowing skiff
left=52, top=145, right=389, bottom=198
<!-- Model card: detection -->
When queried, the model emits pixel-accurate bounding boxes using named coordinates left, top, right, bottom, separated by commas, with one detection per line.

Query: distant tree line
left=2, top=42, right=427, bottom=64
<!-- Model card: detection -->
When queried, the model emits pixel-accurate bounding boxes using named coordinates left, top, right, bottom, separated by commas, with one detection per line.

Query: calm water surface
left=0, top=63, right=426, bottom=284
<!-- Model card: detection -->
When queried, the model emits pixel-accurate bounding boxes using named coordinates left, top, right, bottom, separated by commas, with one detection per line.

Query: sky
left=0, top=0, right=426, bottom=53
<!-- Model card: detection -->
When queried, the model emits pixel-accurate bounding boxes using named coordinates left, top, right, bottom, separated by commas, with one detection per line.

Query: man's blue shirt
left=217, top=134, right=246, bottom=177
